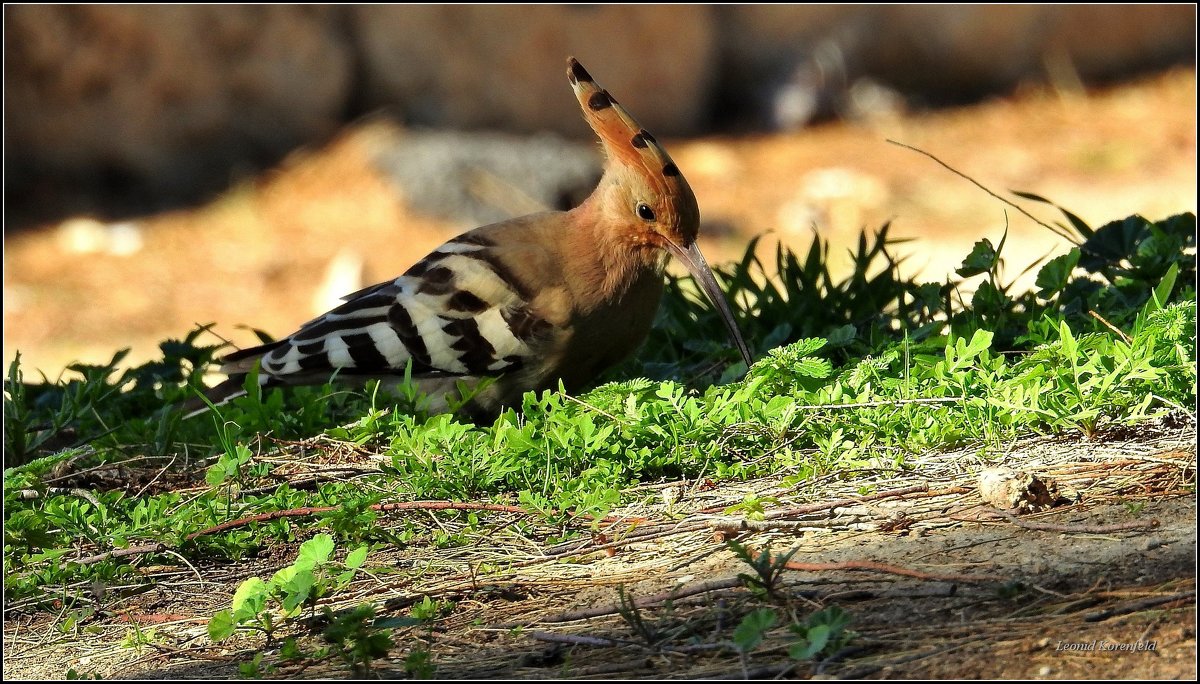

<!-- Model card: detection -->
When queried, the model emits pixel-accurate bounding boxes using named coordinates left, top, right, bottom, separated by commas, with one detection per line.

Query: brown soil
left=3, top=67, right=1195, bottom=377
left=3, top=423, right=1195, bottom=679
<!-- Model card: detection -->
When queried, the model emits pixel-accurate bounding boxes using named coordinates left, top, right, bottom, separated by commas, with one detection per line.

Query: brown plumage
left=189, top=57, right=752, bottom=420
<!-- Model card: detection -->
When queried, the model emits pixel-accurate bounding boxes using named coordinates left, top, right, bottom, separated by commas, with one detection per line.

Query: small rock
left=978, top=467, right=1067, bottom=512
left=1143, top=537, right=1170, bottom=552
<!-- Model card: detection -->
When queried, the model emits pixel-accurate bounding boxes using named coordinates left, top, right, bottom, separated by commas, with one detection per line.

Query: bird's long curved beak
left=666, top=240, right=754, bottom=367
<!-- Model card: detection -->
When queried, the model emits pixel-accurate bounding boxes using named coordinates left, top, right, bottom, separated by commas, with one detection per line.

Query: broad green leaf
left=271, top=564, right=298, bottom=588
left=812, top=605, right=852, bottom=631
left=207, top=609, right=235, bottom=642
left=298, top=533, right=335, bottom=568
left=825, top=325, right=857, bottom=348
left=804, top=623, right=831, bottom=654
left=1078, top=215, right=1151, bottom=271
left=1035, top=249, right=1081, bottom=299
left=956, top=239, right=998, bottom=277
left=345, top=545, right=369, bottom=569
left=204, top=464, right=227, bottom=487
left=230, top=577, right=269, bottom=620
left=971, top=279, right=1010, bottom=313
left=280, top=570, right=315, bottom=614
left=733, top=608, right=777, bottom=652
left=789, top=638, right=820, bottom=660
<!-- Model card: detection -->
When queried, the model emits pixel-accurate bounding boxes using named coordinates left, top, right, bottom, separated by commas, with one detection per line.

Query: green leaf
left=789, top=638, right=821, bottom=660
left=956, top=239, right=998, bottom=277
left=298, top=533, right=335, bottom=568
left=280, top=637, right=302, bottom=660
left=789, top=337, right=829, bottom=357
left=1148, top=262, right=1179, bottom=315
left=5, top=509, right=56, bottom=548
left=733, top=608, right=777, bottom=652
left=207, top=609, right=236, bottom=642
left=961, top=330, right=994, bottom=360
left=971, top=279, right=1010, bottom=313
left=271, top=564, right=298, bottom=588
left=230, top=577, right=269, bottom=620
left=810, top=605, right=852, bottom=631
left=345, top=545, right=369, bottom=569
left=1011, top=190, right=1093, bottom=238
left=1079, top=215, right=1151, bottom=271
left=1034, top=248, right=1081, bottom=299
left=805, top=623, right=831, bottom=654
left=204, top=463, right=228, bottom=487
left=280, top=570, right=315, bottom=614
left=825, top=325, right=857, bottom=348
left=1059, top=321, right=1078, bottom=361
left=793, top=357, right=834, bottom=379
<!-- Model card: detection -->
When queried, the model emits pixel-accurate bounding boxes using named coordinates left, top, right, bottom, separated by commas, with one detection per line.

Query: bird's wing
left=222, top=228, right=558, bottom=384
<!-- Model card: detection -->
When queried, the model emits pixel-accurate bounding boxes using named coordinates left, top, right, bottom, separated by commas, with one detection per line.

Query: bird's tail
left=180, top=377, right=252, bottom=419
left=180, top=340, right=286, bottom=418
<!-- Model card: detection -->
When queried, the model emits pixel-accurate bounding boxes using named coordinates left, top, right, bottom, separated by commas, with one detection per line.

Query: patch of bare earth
left=4, top=420, right=1194, bottom=679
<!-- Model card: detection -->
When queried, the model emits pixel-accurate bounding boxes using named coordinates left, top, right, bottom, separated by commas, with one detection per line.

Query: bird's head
left=568, top=57, right=700, bottom=252
left=568, top=57, right=752, bottom=366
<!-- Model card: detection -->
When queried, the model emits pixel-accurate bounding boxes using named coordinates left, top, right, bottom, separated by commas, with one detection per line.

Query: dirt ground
left=3, top=420, right=1195, bottom=679
left=3, top=67, right=1196, bottom=378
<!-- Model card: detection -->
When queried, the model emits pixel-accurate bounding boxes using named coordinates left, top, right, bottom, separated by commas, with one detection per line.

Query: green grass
left=3, top=206, right=1195, bottom=624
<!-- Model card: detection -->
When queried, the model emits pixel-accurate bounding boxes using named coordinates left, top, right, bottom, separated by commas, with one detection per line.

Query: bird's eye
left=636, top=203, right=656, bottom=221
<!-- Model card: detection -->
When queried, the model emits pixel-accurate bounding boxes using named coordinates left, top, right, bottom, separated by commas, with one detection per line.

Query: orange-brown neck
left=561, top=191, right=667, bottom=312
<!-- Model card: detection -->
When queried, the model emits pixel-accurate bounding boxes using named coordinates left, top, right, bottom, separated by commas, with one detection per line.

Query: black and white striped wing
left=226, top=237, right=551, bottom=385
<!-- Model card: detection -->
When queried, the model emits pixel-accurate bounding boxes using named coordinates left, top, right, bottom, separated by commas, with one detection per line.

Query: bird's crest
left=567, top=56, right=698, bottom=241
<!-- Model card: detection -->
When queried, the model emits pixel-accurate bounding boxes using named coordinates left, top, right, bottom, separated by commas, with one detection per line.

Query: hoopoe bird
left=190, top=58, right=752, bottom=420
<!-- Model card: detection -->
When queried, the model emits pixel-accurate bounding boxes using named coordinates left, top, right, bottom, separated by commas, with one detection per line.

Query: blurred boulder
left=866, top=5, right=1197, bottom=95
left=5, top=5, right=352, bottom=212
left=368, top=124, right=601, bottom=227
left=351, top=5, right=718, bottom=137
left=717, top=5, right=1196, bottom=128
left=1046, top=5, right=1198, bottom=79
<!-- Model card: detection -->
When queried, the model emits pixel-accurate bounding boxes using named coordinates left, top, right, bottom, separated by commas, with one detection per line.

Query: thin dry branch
left=1084, top=590, right=1196, bottom=622
left=886, top=139, right=1077, bottom=243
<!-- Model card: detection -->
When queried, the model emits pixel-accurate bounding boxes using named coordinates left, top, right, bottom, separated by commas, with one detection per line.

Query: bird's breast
left=545, top=267, right=665, bottom=391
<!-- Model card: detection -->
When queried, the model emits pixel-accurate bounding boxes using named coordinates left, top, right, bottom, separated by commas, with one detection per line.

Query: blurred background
left=4, top=5, right=1196, bottom=376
